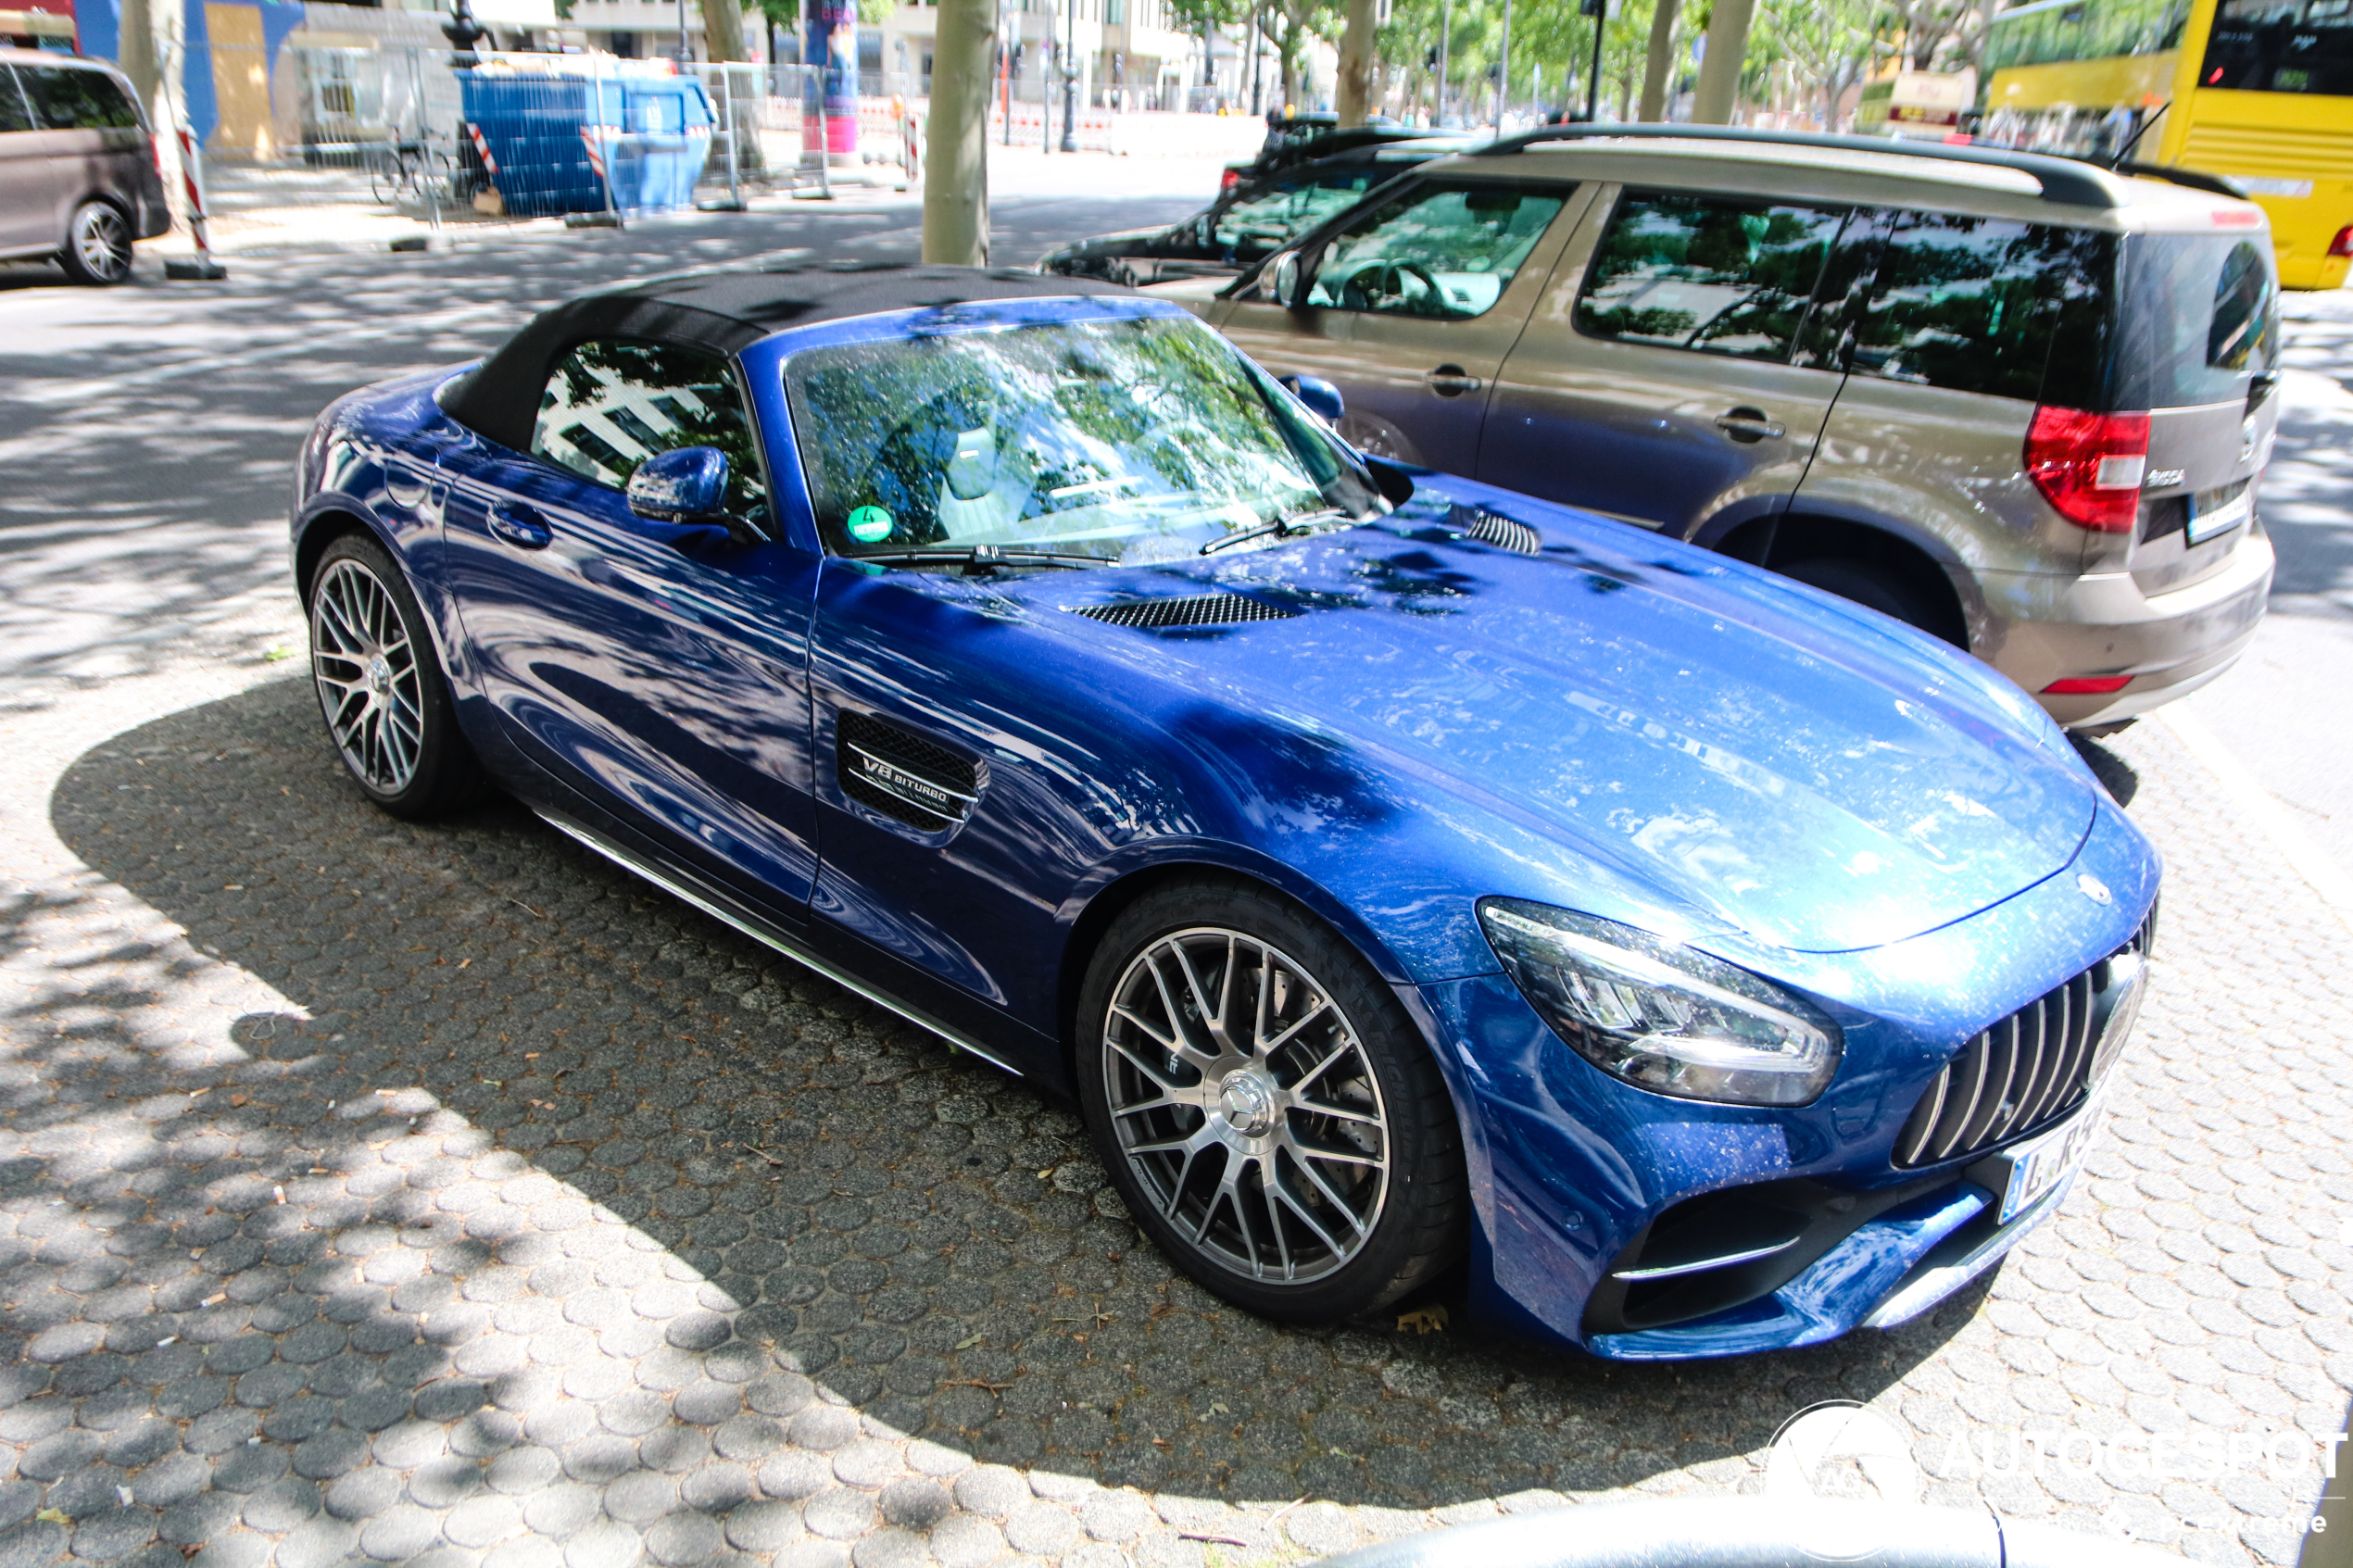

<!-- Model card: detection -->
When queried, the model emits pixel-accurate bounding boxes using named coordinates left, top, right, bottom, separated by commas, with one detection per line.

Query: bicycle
left=369, top=137, right=454, bottom=207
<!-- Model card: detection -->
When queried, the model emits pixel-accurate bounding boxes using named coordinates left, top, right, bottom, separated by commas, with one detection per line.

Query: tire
left=1076, top=875, right=1467, bottom=1322
left=58, top=200, right=133, bottom=285
left=1780, top=557, right=1958, bottom=646
left=305, top=532, right=483, bottom=819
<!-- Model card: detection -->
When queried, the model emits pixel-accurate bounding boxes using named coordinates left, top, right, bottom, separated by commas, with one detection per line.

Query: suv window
left=1214, top=169, right=1380, bottom=257
left=533, top=339, right=768, bottom=519
left=1306, top=182, right=1568, bottom=319
left=0, top=69, right=32, bottom=134
left=1843, top=213, right=2111, bottom=403
left=2108, top=232, right=2278, bottom=408
left=1575, top=192, right=1847, bottom=363
left=18, top=65, right=141, bottom=131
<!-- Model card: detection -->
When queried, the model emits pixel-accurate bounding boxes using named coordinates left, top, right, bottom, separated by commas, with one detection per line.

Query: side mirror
left=627, top=445, right=730, bottom=523
left=1277, top=373, right=1345, bottom=427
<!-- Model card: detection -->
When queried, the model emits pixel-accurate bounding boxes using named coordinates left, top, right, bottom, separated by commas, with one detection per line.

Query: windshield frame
left=767, top=297, right=1387, bottom=571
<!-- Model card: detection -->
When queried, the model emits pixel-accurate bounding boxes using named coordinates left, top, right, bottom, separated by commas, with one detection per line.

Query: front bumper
left=1428, top=796, right=2156, bottom=1359
left=1978, top=523, right=2274, bottom=729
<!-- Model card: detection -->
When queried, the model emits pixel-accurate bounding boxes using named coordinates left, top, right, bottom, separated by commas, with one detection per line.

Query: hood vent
left=1447, top=504, right=1541, bottom=556
left=1071, top=593, right=1297, bottom=629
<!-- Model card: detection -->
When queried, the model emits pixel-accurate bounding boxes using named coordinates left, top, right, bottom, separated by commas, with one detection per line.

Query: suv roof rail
left=1477, top=123, right=2126, bottom=209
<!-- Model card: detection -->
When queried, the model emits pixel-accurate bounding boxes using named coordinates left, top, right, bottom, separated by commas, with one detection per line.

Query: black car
left=1040, top=136, right=1476, bottom=286
left=1220, top=117, right=1439, bottom=193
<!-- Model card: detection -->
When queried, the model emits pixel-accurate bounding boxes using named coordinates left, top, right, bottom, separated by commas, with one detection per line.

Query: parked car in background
left=0, top=47, right=170, bottom=284
left=1040, top=136, right=1478, bottom=286
left=290, top=265, right=2158, bottom=1359
left=1185, top=125, right=2281, bottom=731
left=1220, top=116, right=1436, bottom=193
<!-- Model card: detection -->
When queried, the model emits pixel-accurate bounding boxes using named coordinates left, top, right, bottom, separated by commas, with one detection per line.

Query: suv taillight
left=2025, top=406, right=2150, bottom=533
left=2330, top=225, right=2353, bottom=258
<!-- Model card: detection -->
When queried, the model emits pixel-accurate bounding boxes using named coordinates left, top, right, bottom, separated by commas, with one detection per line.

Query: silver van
left=1177, top=127, right=2280, bottom=730
left=1, top=47, right=170, bottom=283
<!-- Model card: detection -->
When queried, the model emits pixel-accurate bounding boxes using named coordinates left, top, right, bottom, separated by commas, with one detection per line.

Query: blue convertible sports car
left=291, top=264, right=2158, bottom=1359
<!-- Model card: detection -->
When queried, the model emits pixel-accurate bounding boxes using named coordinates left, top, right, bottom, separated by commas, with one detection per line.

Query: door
left=0, top=67, right=60, bottom=253
left=1478, top=187, right=1856, bottom=540
left=1212, top=177, right=1582, bottom=473
left=438, top=336, right=823, bottom=912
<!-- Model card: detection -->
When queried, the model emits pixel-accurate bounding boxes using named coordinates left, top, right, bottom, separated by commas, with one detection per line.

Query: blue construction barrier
left=459, top=69, right=714, bottom=218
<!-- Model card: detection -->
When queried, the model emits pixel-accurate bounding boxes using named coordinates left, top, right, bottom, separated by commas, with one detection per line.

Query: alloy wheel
left=72, top=205, right=132, bottom=282
left=1101, top=926, right=1391, bottom=1285
left=309, top=557, right=426, bottom=797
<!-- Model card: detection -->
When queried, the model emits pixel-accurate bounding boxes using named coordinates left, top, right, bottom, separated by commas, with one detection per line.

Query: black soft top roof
left=440, top=261, right=1135, bottom=453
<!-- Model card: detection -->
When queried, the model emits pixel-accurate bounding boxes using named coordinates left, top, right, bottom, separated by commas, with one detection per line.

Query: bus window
left=2199, top=0, right=2353, bottom=94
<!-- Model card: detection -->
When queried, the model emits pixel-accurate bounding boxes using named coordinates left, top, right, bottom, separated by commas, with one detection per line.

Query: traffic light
left=1425, top=44, right=1440, bottom=68
left=1579, top=0, right=1603, bottom=14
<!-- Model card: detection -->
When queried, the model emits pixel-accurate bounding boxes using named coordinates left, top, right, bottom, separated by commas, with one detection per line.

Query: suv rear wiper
left=1200, top=506, right=1357, bottom=556
left=852, top=545, right=1104, bottom=574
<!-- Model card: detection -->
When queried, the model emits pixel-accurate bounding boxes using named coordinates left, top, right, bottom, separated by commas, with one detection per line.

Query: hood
left=1042, top=223, right=1183, bottom=263
left=1039, top=484, right=2096, bottom=955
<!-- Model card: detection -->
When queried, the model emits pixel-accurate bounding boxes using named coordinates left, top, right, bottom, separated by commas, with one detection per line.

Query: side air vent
left=1891, top=909, right=2157, bottom=1169
left=1071, top=593, right=1298, bottom=629
left=1446, top=503, right=1541, bottom=556
left=837, top=710, right=979, bottom=833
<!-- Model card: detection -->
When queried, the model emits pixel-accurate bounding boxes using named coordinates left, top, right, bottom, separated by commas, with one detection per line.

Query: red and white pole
left=163, top=121, right=227, bottom=280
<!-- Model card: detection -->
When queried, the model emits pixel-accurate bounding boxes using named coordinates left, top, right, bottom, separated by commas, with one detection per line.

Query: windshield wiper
left=853, top=545, right=1104, bottom=574
left=1199, top=506, right=1358, bottom=557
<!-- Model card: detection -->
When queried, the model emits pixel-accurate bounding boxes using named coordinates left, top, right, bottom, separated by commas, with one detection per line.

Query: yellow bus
left=1982, top=0, right=2352, bottom=288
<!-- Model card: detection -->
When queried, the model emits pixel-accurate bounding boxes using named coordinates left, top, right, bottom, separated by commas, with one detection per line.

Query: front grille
left=1071, top=593, right=1297, bottom=629
left=1892, top=911, right=2155, bottom=1169
left=837, top=710, right=978, bottom=833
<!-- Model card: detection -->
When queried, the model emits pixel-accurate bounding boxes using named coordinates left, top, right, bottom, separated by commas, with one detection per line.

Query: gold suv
left=1167, top=126, right=2281, bottom=730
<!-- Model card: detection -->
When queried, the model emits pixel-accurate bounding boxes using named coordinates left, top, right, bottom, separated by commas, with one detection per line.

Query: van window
left=1843, top=213, right=2110, bottom=403
left=1575, top=191, right=1846, bottom=363
left=1306, top=182, right=1567, bottom=319
left=0, top=69, right=31, bottom=134
left=2107, top=233, right=2279, bottom=408
left=18, top=66, right=141, bottom=132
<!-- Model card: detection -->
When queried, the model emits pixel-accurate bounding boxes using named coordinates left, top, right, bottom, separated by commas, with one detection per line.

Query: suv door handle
left=1714, top=407, right=1786, bottom=444
left=1426, top=364, right=1484, bottom=397
left=487, top=501, right=552, bottom=550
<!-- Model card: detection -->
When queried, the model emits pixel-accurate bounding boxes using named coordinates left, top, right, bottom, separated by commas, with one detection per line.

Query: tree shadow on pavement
left=5, top=676, right=1988, bottom=1568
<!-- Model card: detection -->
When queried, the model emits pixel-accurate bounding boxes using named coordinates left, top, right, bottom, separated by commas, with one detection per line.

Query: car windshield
left=785, top=314, right=1383, bottom=565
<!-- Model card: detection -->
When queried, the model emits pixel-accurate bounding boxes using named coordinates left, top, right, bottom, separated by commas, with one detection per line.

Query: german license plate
left=1996, top=1091, right=2108, bottom=1223
left=2187, top=487, right=2251, bottom=545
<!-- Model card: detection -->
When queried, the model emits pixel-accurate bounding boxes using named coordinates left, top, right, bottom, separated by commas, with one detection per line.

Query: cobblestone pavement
left=1, top=278, right=2349, bottom=1568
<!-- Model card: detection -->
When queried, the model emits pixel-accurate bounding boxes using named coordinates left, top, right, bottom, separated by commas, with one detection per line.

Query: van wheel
left=59, top=201, right=134, bottom=286
left=1780, top=558, right=1957, bottom=646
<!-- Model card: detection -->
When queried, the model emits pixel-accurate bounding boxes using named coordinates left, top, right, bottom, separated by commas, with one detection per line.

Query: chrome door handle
left=1714, top=407, right=1786, bottom=443
left=487, top=501, right=552, bottom=550
left=1426, top=364, right=1484, bottom=397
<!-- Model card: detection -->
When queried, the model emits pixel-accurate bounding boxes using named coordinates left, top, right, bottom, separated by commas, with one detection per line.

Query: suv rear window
left=1843, top=213, right=2113, bottom=403
left=18, top=65, right=141, bottom=132
left=1576, top=191, right=1847, bottom=362
left=2108, top=234, right=2278, bottom=408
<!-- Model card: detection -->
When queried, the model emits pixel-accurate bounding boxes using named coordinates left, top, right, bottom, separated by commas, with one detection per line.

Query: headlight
left=1478, top=898, right=1842, bottom=1107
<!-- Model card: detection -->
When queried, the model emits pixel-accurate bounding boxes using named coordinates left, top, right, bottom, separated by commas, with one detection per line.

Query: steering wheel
left=1341, top=260, right=1445, bottom=314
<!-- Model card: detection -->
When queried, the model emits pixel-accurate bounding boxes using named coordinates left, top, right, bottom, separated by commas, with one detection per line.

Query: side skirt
left=532, top=805, right=1027, bottom=1080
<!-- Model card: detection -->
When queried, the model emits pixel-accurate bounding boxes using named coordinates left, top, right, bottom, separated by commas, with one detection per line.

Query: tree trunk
left=1637, top=0, right=1678, bottom=120
left=924, top=0, right=993, bottom=264
left=1334, top=0, right=1377, bottom=126
left=699, top=0, right=749, bottom=59
left=1690, top=0, right=1755, bottom=123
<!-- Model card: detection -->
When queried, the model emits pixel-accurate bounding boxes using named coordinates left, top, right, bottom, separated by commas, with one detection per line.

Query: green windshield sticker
left=847, top=505, right=895, bottom=543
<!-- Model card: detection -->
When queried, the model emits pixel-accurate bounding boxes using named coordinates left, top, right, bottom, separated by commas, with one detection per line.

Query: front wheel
left=59, top=200, right=133, bottom=285
left=306, top=533, right=483, bottom=818
left=1076, top=877, right=1467, bottom=1322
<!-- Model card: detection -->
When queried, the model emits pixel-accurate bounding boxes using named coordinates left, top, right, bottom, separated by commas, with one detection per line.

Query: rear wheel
left=1780, top=557, right=1958, bottom=646
left=306, top=533, right=482, bottom=819
left=1076, top=876, right=1466, bottom=1322
left=59, top=200, right=133, bottom=285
